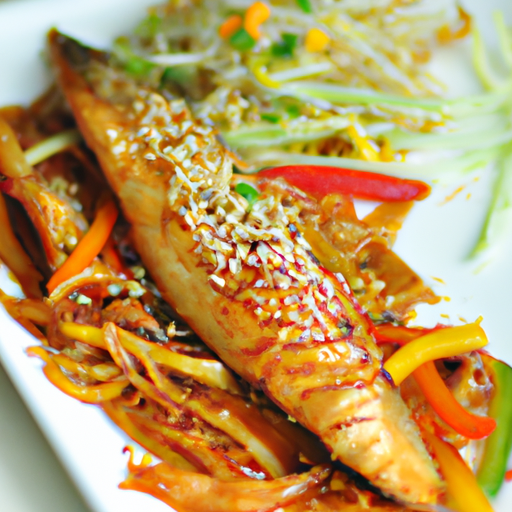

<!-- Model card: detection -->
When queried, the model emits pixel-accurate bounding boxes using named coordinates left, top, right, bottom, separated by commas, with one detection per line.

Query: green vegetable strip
left=472, top=26, right=504, bottom=91
left=470, top=146, right=512, bottom=257
left=222, top=118, right=350, bottom=148
left=494, top=11, right=512, bottom=69
left=477, top=357, right=512, bottom=497
left=283, top=82, right=446, bottom=111
left=24, top=129, right=82, bottom=166
left=389, top=125, right=512, bottom=152
left=243, top=146, right=504, bottom=181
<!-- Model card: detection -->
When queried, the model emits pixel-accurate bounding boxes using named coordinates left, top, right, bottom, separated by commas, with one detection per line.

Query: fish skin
left=49, top=31, right=444, bottom=504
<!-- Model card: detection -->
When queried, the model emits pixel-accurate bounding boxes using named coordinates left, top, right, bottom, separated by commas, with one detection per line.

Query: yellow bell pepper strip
left=383, top=322, right=488, bottom=386
left=244, top=2, right=271, bottom=40
left=257, top=165, right=431, bottom=202
left=47, top=199, right=118, bottom=293
left=375, top=323, right=496, bottom=440
left=58, top=322, right=241, bottom=394
left=59, top=321, right=107, bottom=349
left=477, top=353, right=512, bottom=497
left=424, top=430, right=495, bottom=512
left=413, top=360, right=496, bottom=439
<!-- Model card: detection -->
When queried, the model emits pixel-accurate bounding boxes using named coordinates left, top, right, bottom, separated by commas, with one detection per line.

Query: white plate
left=0, top=1, right=511, bottom=511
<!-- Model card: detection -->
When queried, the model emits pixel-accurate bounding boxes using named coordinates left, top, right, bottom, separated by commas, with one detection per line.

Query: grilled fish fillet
left=49, top=31, right=444, bottom=505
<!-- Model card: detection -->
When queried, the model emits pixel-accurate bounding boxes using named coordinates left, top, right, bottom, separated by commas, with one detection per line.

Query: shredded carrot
left=47, top=200, right=118, bottom=293
left=440, top=185, right=465, bottom=205
left=437, top=6, right=472, bottom=44
left=305, top=28, right=330, bottom=53
left=506, top=469, right=512, bottom=482
left=414, top=361, right=496, bottom=439
left=219, top=14, right=243, bottom=39
left=244, top=2, right=271, bottom=39
left=101, top=237, right=134, bottom=278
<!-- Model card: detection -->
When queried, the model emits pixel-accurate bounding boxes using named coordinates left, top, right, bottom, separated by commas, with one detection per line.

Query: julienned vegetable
left=257, top=165, right=431, bottom=202
left=46, top=200, right=118, bottom=293
left=413, top=361, right=496, bottom=439
left=383, top=323, right=488, bottom=386
left=424, top=431, right=494, bottom=512
left=477, top=353, right=512, bottom=497
left=376, top=323, right=496, bottom=441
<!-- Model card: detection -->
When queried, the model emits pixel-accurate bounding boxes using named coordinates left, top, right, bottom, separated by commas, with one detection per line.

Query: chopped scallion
left=271, top=33, right=298, bottom=58
left=230, top=28, right=256, bottom=51
left=134, top=13, right=162, bottom=38
left=125, top=56, right=156, bottom=77
left=235, top=182, right=260, bottom=207
left=295, top=0, right=312, bottom=14
left=261, top=113, right=280, bottom=123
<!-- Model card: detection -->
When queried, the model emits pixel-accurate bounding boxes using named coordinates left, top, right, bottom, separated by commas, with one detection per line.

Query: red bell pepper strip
left=373, top=324, right=440, bottom=346
left=414, top=361, right=496, bottom=439
left=257, top=165, right=431, bottom=202
left=506, top=469, right=512, bottom=482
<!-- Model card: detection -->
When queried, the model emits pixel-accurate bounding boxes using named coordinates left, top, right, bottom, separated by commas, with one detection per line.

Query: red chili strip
left=373, top=324, right=440, bottom=346
left=257, top=165, right=431, bottom=202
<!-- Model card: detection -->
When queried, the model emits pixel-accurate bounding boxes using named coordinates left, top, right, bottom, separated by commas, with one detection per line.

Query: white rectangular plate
left=0, top=1, right=511, bottom=511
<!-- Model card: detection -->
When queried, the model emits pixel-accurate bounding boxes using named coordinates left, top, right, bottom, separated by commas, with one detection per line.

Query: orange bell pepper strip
left=414, top=360, right=496, bottom=439
left=424, top=431, right=494, bottom=512
left=219, top=15, right=243, bottom=39
left=46, top=199, right=118, bottom=293
left=257, top=165, right=431, bottom=202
